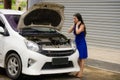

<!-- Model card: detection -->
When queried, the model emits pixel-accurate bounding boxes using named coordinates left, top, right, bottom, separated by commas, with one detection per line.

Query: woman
left=68, top=13, right=88, bottom=78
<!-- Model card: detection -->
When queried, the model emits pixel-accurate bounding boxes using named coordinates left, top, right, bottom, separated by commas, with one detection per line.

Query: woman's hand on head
left=75, top=23, right=84, bottom=34
left=76, top=21, right=81, bottom=27
left=76, top=21, right=81, bottom=26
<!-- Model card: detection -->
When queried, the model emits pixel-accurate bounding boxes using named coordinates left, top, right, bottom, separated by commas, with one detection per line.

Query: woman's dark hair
left=73, top=13, right=87, bottom=37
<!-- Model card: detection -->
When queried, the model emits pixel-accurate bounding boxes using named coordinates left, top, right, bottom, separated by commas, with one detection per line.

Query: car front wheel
left=5, top=53, right=22, bottom=80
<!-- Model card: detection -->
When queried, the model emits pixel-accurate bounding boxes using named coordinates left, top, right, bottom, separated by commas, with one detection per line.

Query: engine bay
left=27, top=35, right=71, bottom=48
left=20, top=28, right=71, bottom=48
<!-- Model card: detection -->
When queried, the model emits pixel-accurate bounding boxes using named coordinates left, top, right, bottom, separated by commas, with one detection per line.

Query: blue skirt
left=76, top=41, right=88, bottom=59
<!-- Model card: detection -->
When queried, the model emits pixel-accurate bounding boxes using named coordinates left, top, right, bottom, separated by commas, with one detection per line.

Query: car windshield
left=20, top=27, right=56, bottom=36
left=5, top=14, right=20, bottom=32
left=5, top=14, right=56, bottom=33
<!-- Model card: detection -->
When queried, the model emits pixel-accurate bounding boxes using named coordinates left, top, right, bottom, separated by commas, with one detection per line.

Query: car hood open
left=17, top=2, right=64, bottom=31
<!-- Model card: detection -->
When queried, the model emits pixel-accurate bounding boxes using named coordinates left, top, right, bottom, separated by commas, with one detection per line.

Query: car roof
left=0, top=9, right=24, bottom=15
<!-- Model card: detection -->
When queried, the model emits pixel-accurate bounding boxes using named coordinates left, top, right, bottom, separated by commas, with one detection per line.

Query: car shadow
left=0, top=67, right=6, bottom=76
left=0, top=68, right=78, bottom=80
left=18, top=73, right=75, bottom=80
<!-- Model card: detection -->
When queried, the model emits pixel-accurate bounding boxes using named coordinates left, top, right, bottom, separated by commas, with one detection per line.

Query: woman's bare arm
left=68, top=24, right=74, bottom=33
left=75, top=22, right=84, bottom=34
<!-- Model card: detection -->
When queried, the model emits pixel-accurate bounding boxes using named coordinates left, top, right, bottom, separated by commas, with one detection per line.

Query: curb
left=86, top=58, right=120, bottom=73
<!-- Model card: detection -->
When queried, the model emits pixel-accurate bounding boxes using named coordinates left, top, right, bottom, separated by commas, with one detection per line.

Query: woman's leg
left=77, top=59, right=85, bottom=77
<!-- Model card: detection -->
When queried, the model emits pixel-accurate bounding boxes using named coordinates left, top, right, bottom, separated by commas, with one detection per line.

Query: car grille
left=40, top=50, right=75, bottom=57
left=42, top=61, right=73, bottom=70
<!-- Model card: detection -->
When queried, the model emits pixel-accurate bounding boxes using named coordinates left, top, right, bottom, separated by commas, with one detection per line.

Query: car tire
left=5, top=53, right=22, bottom=80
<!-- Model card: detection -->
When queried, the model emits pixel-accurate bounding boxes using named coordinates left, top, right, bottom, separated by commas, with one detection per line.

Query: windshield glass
left=20, top=27, right=56, bottom=35
left=5, top=14, right=20, bottom=32
left=4, top=14, right=56, bottom=33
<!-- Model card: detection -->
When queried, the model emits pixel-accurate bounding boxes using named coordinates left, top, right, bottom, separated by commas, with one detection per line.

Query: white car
left=0, top=2, right=79, bottom=79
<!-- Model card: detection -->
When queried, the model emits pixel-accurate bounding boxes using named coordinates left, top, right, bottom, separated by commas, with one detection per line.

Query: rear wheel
left=5, top=53, right=22, bottom=80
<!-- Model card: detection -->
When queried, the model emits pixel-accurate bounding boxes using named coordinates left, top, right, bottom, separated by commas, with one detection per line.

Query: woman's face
left=73, top=16, right=79, bottom=24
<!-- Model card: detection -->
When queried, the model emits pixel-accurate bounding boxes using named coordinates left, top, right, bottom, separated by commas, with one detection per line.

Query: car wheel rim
left=7, top=57, right=19, bottom=76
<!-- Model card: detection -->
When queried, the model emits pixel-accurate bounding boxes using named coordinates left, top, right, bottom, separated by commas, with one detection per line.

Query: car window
left=0, top=20, right=4, bottom=28
left=0, top=16, right=5, bottom=28
left=0, top=17, right=9, bottom=36
left=5, top=15, right=20, bottom=32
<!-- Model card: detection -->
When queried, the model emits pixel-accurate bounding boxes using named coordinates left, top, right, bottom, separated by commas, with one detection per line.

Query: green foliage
left=18, top=1, right=27, bottom=10
left=0, top=0, right=3, bottom=9
left=12, top=0, right=16, bottom=4
left=0, top=4, right=3, bottom=9
left=12, top=5, right=17, bottom=10
left=19, top=1, right=26, bottom=7
left=0, top=0, right=27, bottom=10
left=0, top=0, right=3, bottom=2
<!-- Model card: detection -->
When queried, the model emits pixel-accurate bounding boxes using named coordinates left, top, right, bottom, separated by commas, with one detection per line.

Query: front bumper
left=21, top=49, right=80, bottom=75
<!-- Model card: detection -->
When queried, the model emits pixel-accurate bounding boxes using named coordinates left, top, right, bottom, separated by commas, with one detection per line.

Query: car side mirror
left=0, top=26, right=4, bottom=35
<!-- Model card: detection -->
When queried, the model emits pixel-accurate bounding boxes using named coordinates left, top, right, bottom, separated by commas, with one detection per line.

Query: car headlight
left=24, top=40, right=39, bottom=52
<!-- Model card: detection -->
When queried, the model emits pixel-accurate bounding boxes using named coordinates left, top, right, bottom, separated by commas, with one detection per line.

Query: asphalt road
left=0, top=66, right=120, bottom=80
